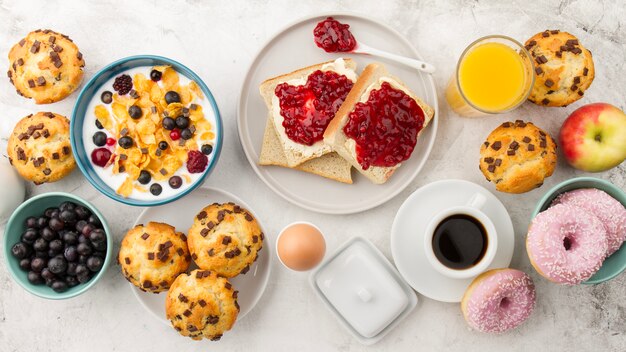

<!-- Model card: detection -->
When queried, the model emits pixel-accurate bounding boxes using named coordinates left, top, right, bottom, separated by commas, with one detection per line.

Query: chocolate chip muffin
left=525, top=30, right=594, bottom=107
left=479, top=120, right=557, bottom=194
left=7, top=112, right=75, bottom=184
left=188, top=203, right=263, bottom=278
left=118, top=222, right=190, bottom=293
left=165, top=269, right=239, bottom=341
left=7, top=29, right=85, bottom=104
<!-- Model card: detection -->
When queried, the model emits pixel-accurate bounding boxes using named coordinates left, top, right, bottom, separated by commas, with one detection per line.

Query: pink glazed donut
left=526, top=203, right=608, bottom=285
left=461, top=269, right=536, bottom=333
left=552, top=188, right=626, bottom=256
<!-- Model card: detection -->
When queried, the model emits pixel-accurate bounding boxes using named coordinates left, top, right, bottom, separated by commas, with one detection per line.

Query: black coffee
left=432, top=214, right=487, bottom=270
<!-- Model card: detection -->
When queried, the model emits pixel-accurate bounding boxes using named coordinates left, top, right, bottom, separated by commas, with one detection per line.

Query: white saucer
left=390, top=179, right=514, bottom=303
left=130, top=187, right=271, bottom=326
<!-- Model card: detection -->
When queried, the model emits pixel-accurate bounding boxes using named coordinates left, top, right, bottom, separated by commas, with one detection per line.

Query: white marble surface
left=1, top=0, right=625, bottom=351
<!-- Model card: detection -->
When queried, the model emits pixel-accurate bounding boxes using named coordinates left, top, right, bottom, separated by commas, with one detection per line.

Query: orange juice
left=446, top=37, right=533, bottom=117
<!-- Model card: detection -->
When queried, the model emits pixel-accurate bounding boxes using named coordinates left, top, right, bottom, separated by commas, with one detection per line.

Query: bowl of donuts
left=528, top=177, right=626, bottom=284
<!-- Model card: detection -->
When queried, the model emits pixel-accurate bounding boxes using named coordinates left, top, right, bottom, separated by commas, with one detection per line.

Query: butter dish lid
left=309, top=237, right=417, bottom=345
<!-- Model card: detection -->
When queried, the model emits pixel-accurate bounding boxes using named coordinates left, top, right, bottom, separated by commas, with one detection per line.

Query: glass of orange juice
left=446, top=35, right=534, bottom=117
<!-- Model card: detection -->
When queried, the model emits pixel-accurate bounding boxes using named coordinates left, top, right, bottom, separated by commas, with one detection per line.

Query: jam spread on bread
left=275, top=70, right=353, bottom=145
left=314, top=17, right=357, bottom=53
left=343, top=82, right=425, bottom=169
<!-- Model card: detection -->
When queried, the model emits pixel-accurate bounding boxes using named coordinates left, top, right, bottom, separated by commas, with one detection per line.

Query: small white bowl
left=275, top=221, right=326, bottom=272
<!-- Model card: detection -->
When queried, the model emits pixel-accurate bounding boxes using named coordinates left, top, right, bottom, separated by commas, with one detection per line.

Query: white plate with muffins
left=123, top=187, right=271, bottom=341
left=237, top=12, right=438, bottom=214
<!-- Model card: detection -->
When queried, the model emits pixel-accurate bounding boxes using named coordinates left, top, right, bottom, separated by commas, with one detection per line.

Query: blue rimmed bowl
left=70, top=55, right=223, bottom=206
left=3, top=192, right=113, bottom=299
left=532, top=177, right=626, bottom=284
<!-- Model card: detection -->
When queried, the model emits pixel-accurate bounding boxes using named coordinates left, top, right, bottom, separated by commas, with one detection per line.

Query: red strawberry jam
left=275, top=70, right=353, bottom=146
left=343, top=82, right=425, bottom=170
left=314, top=17, right=357, bottom=53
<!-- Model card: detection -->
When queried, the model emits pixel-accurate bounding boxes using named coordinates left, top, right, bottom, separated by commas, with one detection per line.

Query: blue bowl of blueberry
left=70, top=55, right=223, bottom=206
left=3, top=192, right=112, bottom=299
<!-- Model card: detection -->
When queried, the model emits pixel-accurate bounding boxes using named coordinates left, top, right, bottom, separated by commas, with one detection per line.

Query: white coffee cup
left=423, top=193, right=497, bottom=279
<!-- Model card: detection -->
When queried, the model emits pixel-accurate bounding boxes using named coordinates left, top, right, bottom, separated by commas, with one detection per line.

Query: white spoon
left=352, top=41, right=437, bottom=74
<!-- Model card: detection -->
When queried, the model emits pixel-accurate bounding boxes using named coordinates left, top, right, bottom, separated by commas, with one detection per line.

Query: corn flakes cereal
left=84, top=65, right=216, bottom=199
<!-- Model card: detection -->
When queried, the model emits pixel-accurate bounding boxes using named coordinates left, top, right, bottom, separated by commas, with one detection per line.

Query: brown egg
left=277, top=222, right=326, bottom=271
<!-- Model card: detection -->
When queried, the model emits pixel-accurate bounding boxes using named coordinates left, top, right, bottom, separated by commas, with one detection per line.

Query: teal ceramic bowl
left=532, top=177, right=626, bottom=284
left=3, top=192, right=112, bottom=299
left=70, top=55, right=223, bottom=207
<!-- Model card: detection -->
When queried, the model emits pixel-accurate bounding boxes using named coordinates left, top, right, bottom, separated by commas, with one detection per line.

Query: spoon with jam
left=313, top=17, right=436, bottom=74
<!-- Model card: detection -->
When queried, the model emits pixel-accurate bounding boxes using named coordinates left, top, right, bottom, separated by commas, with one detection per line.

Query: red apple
left=560, top=103, right=626, bottom=172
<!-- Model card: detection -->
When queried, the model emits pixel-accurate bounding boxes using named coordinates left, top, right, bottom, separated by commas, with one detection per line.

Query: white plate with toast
left=237, top=12, right=438, bottom=214
left=130, top=187, right=271, bottom=329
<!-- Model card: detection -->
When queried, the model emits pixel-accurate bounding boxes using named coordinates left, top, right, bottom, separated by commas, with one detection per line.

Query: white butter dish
left=309, top=237, right=417, bottom=345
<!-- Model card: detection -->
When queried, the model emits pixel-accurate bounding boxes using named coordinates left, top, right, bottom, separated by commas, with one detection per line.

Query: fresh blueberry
left=164, top=91, right=181, bottom=104
left=87, top=215, right=101, bottom=227
left=49, top=217, right=64, bottom=231
left=162, top=117, right=176, bottom=130
left=49, top=239, right=64, bottom=254
left=175, top=116, right=189, bottom=129
left=65, top=275, right=79, bottom=287
left=138, top=170, right=151, bottom=185
left=77, top=243, right=92, bottom=256
left=48, top=257, right=68, bottom=275
left=168, top=176, right=182, bottom=189
left=44, top=207, right=56, bottom=218
left=180, top=128, right=193, bottom=140
left=59, top=202, right=76, bottom=212
left=11, top=242, right=31, bottom=259
left=24, top=217, right=38, bottom=228
left=150, top=183, right=162, bottom=196
left=75, top=220, right=88, bottom=233
left=77, top=272, right=91, bottom=284
left=36, top=217, right=48, bottom=229
left=75, top=206, right=91, bottom=220
left=201, top=144, right=213, bottom=155
left=101, top=91, right=113, bottom=104
left=66, top=262, right=78, bottom=276
left=41, top=227, right=56, bottom=241
left=81, top=224, right=95, bottom=237
left=27, top=271, right=44, bottom=284
left=86, top=256, right=103, bottom=272
left=89, top=229, right=106, bottom=244
left=92, top=240, right=107, bottom=252
left=150, top=69, right=162, bottom=82
left=118, top=136, right=133, bottom=149
left=41, top=268, right=55, bottom=281
left=33, top=238, right=49, bottom=252
left=75, top=264, right=89, bottom=276
left=93, top=132, right=107, bottom=147
left=21, top=228, right=38, bottom=244
left=64, top=246, right=79, bottom=262
left=128, top=105, right=142, bottom=119
left=63, top=231, right=78, bottom=245
left=30, top=257, right=47, bottom=272
left=59, top=209, right=77, bottom=223
left=51, top=280, right=68, bottom=293
left=19, top=258, right=31, bottom=271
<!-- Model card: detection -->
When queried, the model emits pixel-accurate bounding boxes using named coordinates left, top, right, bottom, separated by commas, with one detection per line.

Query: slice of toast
left=324, top=63, right=435, bottom=184
left=259, top=115, right=353, bottom=184
left=259, top=58, right=357, bottom=167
